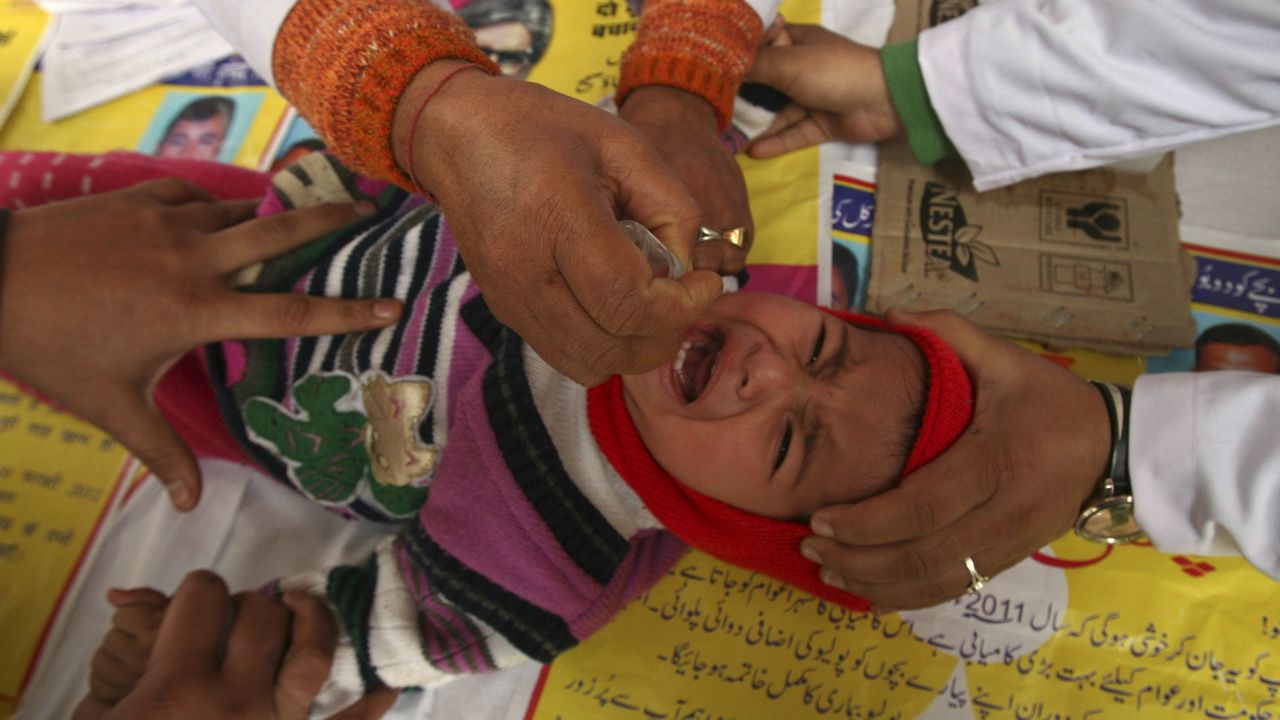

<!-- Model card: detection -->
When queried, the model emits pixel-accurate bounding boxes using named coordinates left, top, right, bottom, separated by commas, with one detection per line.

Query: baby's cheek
left=655, top=440, right=735, bottom=496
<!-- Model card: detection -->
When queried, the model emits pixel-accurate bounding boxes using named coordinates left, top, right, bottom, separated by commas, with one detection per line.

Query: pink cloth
left=0, top=151, right=269, bottom=208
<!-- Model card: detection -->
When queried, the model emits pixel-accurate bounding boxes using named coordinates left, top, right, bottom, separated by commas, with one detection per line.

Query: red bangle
left=405, top=62, right=491, bottom=203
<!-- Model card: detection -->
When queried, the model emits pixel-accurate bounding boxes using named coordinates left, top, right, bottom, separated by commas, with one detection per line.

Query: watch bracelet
left=1088, top=381, right=1132, bottom=493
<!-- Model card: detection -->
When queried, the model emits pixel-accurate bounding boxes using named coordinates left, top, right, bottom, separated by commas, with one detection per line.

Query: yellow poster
left=0, top=71, right=291, bottom=170
left=0, top=379, right=130, bottom=715
left=532, top=539, right=1280, bottom=719
left=0, top=1, right=48, bottom=133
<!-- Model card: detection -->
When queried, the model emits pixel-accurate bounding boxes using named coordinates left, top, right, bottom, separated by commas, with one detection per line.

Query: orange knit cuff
left=273, top=0, right=499, bottom=190
left=617, top=0, right=763, bottom=130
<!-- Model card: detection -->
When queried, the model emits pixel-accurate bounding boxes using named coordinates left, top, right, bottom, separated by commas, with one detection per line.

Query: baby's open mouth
left=673, top=326, right=725, bottom=404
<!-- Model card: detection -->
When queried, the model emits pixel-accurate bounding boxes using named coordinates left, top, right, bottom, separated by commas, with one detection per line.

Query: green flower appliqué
left=243, top=371, right=434, bottom=519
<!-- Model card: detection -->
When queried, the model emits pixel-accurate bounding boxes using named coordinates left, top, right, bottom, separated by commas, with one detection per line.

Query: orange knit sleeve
left=273, top=0, right=499, bottom=190
left=617, top=0, right=763, bottom=130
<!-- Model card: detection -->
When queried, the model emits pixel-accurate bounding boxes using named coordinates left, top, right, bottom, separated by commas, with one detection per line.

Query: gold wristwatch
left=1075, top=382, right=1144, bottom=544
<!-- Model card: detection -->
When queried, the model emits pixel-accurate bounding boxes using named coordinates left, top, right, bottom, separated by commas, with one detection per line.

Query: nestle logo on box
left=919, top=181, right=999, bottom=281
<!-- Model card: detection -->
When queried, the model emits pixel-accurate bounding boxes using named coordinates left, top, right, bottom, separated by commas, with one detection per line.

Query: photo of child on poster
left=830, top=241, right=863, bottom=311
left=137, top=91, right=263, bottom=164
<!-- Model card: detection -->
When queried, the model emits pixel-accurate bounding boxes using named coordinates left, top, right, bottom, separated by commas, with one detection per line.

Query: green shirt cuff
left=881, top=39, right=957, bottom=165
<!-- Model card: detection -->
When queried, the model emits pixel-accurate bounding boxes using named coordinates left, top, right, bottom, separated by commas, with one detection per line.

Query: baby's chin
left=618, top=367, right=661, bottom=408
left=618, top=370, right=667, bottom=447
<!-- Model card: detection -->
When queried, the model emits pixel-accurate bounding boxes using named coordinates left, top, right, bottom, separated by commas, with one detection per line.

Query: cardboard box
left=867, top=1, right=1196, bottom=355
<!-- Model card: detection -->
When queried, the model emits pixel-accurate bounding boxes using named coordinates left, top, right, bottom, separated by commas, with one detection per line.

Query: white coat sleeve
left=192, top=0, right=299, bottom=87
left=917, top=0, right=1280, bottom=191
left=1130, top=371, right=1280, bottom=579
left=740, top=0, right=780, bottom=27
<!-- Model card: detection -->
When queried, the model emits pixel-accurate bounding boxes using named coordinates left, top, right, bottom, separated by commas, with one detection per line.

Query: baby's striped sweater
left=207, top=155, right=686, bottom=708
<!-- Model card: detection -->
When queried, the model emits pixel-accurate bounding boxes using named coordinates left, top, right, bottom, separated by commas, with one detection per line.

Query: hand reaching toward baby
left=744, top=23, right=905, bottom=159
left=0, top=180, right=404, bottom=512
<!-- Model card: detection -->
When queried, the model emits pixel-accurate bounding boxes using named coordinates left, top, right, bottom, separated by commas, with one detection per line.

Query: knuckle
left=241, top=590, right=290, bottom=624
left=140, top=604, right=165, bottom=632
left=109, top=606, right=134, bottom=630
left=284, top=646, right=334, bottom=688
left=264, top=211, right=302, bottom=243
left=90, top=647, right=118, bottom=677
left=910, top=495, right=939, bottom=533
left=180, top=569, right=228, bottom=595
left=102, top=626, right=131, bottom=652
left=588, top=274, right=650, bottom=335
left=135, top=628, right=161, bottom=654
left=216, top=695, right=258, bottom=718
left=161, top=177, right=194, bottom=191
left=721, top=247, right=747, bottom=273
left=142, top=177, right=188, bottom=195
left=985, top=445, right=1021, bottom=497
left=902, top=546, right=934, bottom=581
left=137, top=205, right=171, bottom=233
left=89, top=674, right=125, bottom=704
left=238, top=631, right=284, bottom=663
left=170, top=286, right=206, bottom=316
left=591, top=278, right=649, bottom=337
left=280, top=295, right=317, bottom=332
left=919, top=308, right=963, bottom=330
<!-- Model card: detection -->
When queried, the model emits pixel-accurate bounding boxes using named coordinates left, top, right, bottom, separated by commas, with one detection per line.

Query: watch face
left=1077, top=496, right=1144, bottom=544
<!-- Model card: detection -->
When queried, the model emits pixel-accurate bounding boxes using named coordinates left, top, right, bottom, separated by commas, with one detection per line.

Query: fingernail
left=800, top=542, right=822, bottom=565
left=354, top=200, right=376, bottom=216
left=811, top=517, right=834, bottom=538
left=372, top=300, right=399, bottom=319
left=822, top=570, right=847, bottom=591
left=170, top=484, right=192, bottom=510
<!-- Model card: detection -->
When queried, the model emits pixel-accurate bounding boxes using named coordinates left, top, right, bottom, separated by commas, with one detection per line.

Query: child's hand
left=73, top=571, right=399, bottom=720
left=86, top=587, right=170, bottom=707
left=744, top=23, right=905, bottom=158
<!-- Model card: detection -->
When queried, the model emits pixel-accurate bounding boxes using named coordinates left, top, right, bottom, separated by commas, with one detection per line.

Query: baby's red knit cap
left=587, top=309, right=973, bottom=611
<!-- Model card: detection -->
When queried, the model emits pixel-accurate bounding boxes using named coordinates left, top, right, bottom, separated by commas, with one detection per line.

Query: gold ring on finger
left=964, top=556, right=990, bottom=595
